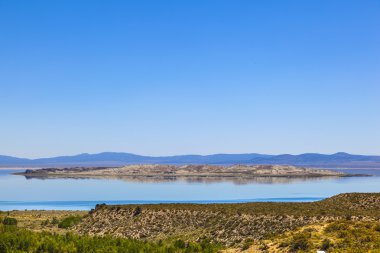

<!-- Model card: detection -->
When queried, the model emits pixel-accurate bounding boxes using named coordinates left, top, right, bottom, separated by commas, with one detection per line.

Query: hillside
left=74, top=193, right=380, bottom=246
left=2, top=152, right=380, bottom=168
left=3, top=193, right=380, bottom=252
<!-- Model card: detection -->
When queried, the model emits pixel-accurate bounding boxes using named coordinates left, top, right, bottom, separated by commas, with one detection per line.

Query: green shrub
left=58, top=216, right=82, bottom=229
left=51, top=217, right=59, bottom=225
left=320, top=238, right=331, bottom=251
left=325, top=221, right=349, bottom=233
left=132, top=206, right=142, bottom=217
left=2, top=217, right=17, bottom=226
left=0, top=225, right=221, bottom=252
left=174, top=239, right=186, bottom=248
left=289, top=233, right=309, bottom=251
left=41, top=219, right=50, bottom=226
left=241, top=239, right=253, bottom=250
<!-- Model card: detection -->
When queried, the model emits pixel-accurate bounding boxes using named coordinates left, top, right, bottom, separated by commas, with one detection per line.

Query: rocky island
left=15, top=164, right=356, bottom=180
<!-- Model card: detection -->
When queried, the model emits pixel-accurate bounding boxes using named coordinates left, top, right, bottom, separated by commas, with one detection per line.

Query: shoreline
left=0, top=196, right=325, bottom=212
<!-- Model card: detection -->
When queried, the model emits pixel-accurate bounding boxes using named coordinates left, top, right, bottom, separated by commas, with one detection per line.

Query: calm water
left=1, top=169, right=380, bottom=210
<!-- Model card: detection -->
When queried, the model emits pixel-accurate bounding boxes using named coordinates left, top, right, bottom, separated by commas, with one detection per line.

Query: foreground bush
left=58, top=215, right=82, bottom=229
left=1, top=218, right=17, bottom=226
left=0, top=224, right=221, bottom=253
left=271, top=221, right=380, bottom=252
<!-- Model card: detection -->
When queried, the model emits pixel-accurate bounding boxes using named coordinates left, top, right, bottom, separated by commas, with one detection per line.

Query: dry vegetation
left=2, top=193, right=380, bottom=252
left=0, top=210, right=86, bottom=233
left=74, top=193, right=380, bottom=247
left=258, top=220, right=380, bottom=252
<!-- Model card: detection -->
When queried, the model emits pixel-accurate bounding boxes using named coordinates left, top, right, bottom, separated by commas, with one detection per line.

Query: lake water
left=1, top=169, right=380, bottom=210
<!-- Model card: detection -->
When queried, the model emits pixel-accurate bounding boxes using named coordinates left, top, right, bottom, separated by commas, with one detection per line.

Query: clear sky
left=0, top=0, right=379, bottom=158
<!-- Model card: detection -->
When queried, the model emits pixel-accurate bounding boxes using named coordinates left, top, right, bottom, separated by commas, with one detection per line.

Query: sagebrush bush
left=58, top=215, right=82, bottom=229
left=2, top=217, right=17, bottom=226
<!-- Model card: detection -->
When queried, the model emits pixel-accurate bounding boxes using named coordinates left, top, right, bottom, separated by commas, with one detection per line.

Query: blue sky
left=0, top=0, right=379, bottom=158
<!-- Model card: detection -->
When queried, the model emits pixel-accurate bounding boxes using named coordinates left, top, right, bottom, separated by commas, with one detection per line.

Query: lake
left=1, top=168, right=380, bottom=210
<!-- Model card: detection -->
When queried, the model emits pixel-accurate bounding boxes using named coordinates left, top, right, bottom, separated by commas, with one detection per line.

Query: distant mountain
left=247, top=152, right=380, bottom=168
left=0, top=155, right=30, bottom=164
left=0, top=152, right=379, bottom=168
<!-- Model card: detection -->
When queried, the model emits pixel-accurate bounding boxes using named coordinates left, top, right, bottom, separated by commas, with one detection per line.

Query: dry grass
left=0, top=210, right=86, bottom=233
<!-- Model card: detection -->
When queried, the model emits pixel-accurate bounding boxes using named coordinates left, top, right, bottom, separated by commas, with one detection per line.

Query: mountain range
left=1, top=152, right=380, bottom=168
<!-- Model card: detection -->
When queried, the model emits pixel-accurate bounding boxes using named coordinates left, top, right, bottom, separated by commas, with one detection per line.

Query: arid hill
left=74, top=193, right=380, bottom=246
left=3, top=193, right=380, bottom=251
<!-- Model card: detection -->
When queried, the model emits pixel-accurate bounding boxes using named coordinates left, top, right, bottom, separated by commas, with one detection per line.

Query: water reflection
left=21, top=174, right=344, bottom=185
